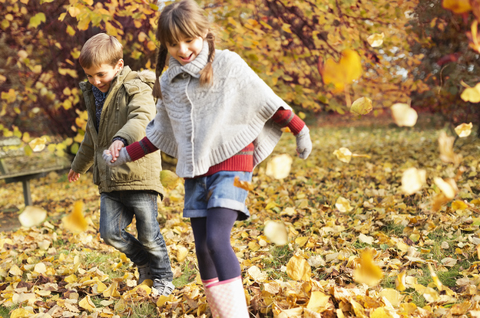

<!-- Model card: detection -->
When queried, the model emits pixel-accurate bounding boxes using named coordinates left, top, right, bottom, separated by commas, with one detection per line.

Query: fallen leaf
left=79, top=295, right=96, bottom=312
left=367, top=33, right=385, bottom=47
left=287, top=255, right=311, bottom=281
left=335, top=197, right=353, bottom=212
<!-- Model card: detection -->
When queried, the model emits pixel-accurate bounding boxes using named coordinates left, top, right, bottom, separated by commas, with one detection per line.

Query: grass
left=81, top=251, right=127, bottom=279
left=120, top=302, right=157, bottom=318
left=172, top=259, right=196, bottom=288
left=0, top=305, right=17, bottom=318
left=262, top=245, right=294, bottom=280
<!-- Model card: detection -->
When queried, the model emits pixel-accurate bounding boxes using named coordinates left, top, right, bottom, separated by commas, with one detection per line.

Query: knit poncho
left=146, top=41, right=292, bottom=178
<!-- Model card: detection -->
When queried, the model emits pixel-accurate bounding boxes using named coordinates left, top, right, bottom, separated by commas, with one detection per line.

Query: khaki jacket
left=71, top=66, right=164, bottom=196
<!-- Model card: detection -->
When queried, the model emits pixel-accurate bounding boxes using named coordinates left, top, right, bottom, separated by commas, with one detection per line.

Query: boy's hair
left=79, top=33, right=123, bottom=69
left=153, top=0, right=215, bottom=98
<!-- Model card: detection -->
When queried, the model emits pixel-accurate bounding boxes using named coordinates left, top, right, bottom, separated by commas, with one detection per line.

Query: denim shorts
left=183, top=171, right=252, bottom=220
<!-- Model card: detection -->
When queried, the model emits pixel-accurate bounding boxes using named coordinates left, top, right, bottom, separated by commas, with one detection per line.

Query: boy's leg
left=191, top=217, right=218, bottom=280
left=126, top=191, right=173, bottom=283
left=99, top=192, right=150, bottom=265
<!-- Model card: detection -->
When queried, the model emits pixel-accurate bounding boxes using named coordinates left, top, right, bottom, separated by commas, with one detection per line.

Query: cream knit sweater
left=146, top=41, right=292, bottom=178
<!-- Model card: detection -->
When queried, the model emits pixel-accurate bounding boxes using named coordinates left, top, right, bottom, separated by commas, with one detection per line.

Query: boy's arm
left=71, top=125, right=95, bottom=173
left=272, top=108, right=312, bottom=159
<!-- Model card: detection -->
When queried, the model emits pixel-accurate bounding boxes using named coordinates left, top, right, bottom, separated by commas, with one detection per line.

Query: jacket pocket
left=110, top=157, right=147, bottom=182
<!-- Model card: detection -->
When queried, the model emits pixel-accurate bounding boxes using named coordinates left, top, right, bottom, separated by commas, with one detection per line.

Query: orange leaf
left=233, top=176, right=254, bottom=191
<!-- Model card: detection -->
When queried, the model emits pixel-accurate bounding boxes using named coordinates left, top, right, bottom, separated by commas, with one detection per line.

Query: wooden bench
left=0, top=137, right=69, bottom=206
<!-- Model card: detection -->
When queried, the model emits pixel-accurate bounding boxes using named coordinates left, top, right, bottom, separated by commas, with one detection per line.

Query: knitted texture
left=206, top=276, right=249, bottom=318
left=271, top=109, right=305, bottom=135
left=146, top=40, right=294, bottom=178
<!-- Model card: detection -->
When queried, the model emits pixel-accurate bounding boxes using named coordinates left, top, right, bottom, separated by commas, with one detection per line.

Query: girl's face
left=84, top=59, right=123, bottom=93
left=166, top=34, right=204, bottom=66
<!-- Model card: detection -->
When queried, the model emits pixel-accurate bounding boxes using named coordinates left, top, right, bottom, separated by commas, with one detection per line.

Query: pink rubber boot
left=206, top=276, right=249, bottom=318
left=203, top=278, right=219, bottom=317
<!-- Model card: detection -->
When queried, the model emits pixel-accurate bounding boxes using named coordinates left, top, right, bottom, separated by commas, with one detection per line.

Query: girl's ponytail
left=153, top=44, right=168, bottom=98
left=199, top=31, right=215, bottom=86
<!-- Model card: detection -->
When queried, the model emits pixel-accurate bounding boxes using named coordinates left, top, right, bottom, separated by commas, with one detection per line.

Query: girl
left=104, top=0, right=312, bottom=316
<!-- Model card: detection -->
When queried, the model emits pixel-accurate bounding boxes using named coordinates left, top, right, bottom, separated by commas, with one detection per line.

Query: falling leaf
left=454, top=122, right=473, bottom=137
left=320, top=49, right=363, bottom=92
left=233, top=176, right=254, bottom=191
left=176, top=245, right=188, bottom=263
left=62, top=201, right=88, bottom=233
left=401, top=168, right=426, bottom=195
left=79, top=295, right=96, bottom=312
left=350, top=97, right=373, bottom=115
left=391, top=103, right=418, bottom=127
left=160, top=170, right=181, bottom=190
left=18, top=206, right=47, bottom=227
left=367, top=33, right=385, bottom=47
left=333, top=147, right=352, bottom=163
left=264, top=221, right=288, bottom=245
left=434, top=177, right=458, bottom=199
left=442, top=0, right=472, bottom=13
left=265, top=154, right=293, bottom=179
left=460, top=83, right=480, bottom=103
left=286, top=255, right=311, bottom=281
left=28, top=137, right=47, bottom=152
left=438, top=131, right=462, bottom=165
left=353, top=249, right=383, bottom=286
left=335, top=197, right=353, bottom=212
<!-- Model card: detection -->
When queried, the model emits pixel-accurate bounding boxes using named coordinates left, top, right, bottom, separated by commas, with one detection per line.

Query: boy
left=68, top=33, right=174, bottom=296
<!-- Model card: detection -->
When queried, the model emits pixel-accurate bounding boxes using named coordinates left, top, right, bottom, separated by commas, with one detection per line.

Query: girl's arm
left=271, top=108, right=312, bottom=159
left=103, top=136, right=158, bottom=166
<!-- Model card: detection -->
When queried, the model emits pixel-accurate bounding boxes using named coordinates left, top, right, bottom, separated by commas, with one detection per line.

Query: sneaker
left=152, top=279, right=175, bottom=296
left=137, top=263, right=152, bottom=284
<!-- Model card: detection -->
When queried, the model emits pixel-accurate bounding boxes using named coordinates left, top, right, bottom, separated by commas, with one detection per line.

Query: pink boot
left=206, top=276, right=249, bottom=318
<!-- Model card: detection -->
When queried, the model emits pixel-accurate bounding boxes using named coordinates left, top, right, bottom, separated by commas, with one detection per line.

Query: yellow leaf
left=69, top=6, right=81, bottom=17
left=286, top=255, right=311, bottom=281
left=367, top=33, right=385, bottom=47
left=79, top=295, right=96, bottom=312
left=379, top=288, right=402, bottom=307
left=295, top=237, right=309, bottom=247
left=62, top=201, right=88, bottom=233
left=454, top=122, right=473, bottom=137
left=93, top=282, right=107, bottom=293
left=281, top=24, right=292, bottom=33
left=460, top=83, right=480, bottom=102
left=1, top=88, right=17, bottom=103
left=265, top=154, right=292, bottom=179
left=9, top=264, right=23, bottom=276
left=442, top=0, right=472, bottom=13
left=34, top=262, right=47, bottom=274
left=65, top=274, right=78, bottom=283
left=438, top=131, right=462, bottom=164
left=29, top=136, right=47, bottom=152
left=370, top=307, right=391, bottom=318
left=248, top=265, right=268, bottom=282
left=321, top=49, right=362, bottom=92
left=156, top=293, right=175, bottom=307
left=452, top=200, right=468, bottom=210
left=427, top=263, right=443, bottom=291
left=401, top=168, right=426, bottom=195
left=147, top=41, right=157, bottom=51
left=103, top=281, right=121, bottom=298
left=350, top=97, right=373, bottom=115
left=353, top=249, right=383, bottom=286
left=307, top=291, right=330, bottom=312
left=160, top=170, right=180, bottom=190
left=333, top=147, right=352, bottom=163
left=391, top=103, right=418, bottom=127
left=233, top=176, right=254, bottom=191
left=18, top=206, right=47, bottom=227
left=264, top=221, right=288, bottom=245
left=396, top=270, right=407, bottom=291
left=335, top=197, right=353, bottom=212
left=176, top=245, right=188, bottom=263
left=10, top=308, right=34, bottom=318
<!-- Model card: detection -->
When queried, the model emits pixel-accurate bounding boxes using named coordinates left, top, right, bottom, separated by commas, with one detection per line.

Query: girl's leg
left=205, top=207, right=241, bottom=281
left=191, top=217, right=218, bottom=280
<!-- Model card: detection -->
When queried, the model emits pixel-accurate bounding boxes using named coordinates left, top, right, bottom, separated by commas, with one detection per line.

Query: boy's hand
left=68, top=169, right=81, bottom=182
left=103, top=148, right=132, bottom=167
left=295, top=126, right=312, bottom=159
left=108, top=140, right=125, bottom=162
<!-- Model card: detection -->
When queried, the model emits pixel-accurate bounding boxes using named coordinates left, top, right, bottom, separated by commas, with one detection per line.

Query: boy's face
left=166, top=34, right=204, bottom=66
left=83, top=59, right=124, bottom=93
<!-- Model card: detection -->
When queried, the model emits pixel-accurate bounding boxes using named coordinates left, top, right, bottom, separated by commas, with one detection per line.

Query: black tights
left=190, top=208, right=241, bottom=281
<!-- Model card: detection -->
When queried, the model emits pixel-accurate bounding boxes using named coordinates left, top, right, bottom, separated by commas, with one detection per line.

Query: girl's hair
left=153, top=0, right=215, bottom=98
left=79, top=33, right=123, bottom=69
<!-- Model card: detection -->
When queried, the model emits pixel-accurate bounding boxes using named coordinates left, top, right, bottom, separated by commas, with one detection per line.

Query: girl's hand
left=68, top=169, right=81, bottom=182
left=295, top=126, right=312, bottom=159
left=108, top=140, right=125, bottom=162
left=103, top=148, right=132, bottom=167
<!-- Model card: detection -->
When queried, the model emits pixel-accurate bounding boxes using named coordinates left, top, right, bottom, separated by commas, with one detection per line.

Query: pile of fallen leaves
left=1, top=114, right=480, bottom=318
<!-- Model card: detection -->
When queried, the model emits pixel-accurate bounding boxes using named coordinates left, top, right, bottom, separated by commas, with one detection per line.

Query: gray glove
left=103, top=148, right=132, bottom=167
left=295, top=126, right=312, bottom=159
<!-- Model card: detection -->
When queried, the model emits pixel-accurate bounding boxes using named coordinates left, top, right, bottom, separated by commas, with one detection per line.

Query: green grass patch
left=0, top=305, right=17, bottom=318
left=173, top=260, right=196, bottom=288
left=121, top=302, right=157, bottom=318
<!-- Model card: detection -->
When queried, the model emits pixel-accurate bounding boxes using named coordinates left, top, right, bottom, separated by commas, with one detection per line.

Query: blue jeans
left=99, top=191, right=173, bottom=282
